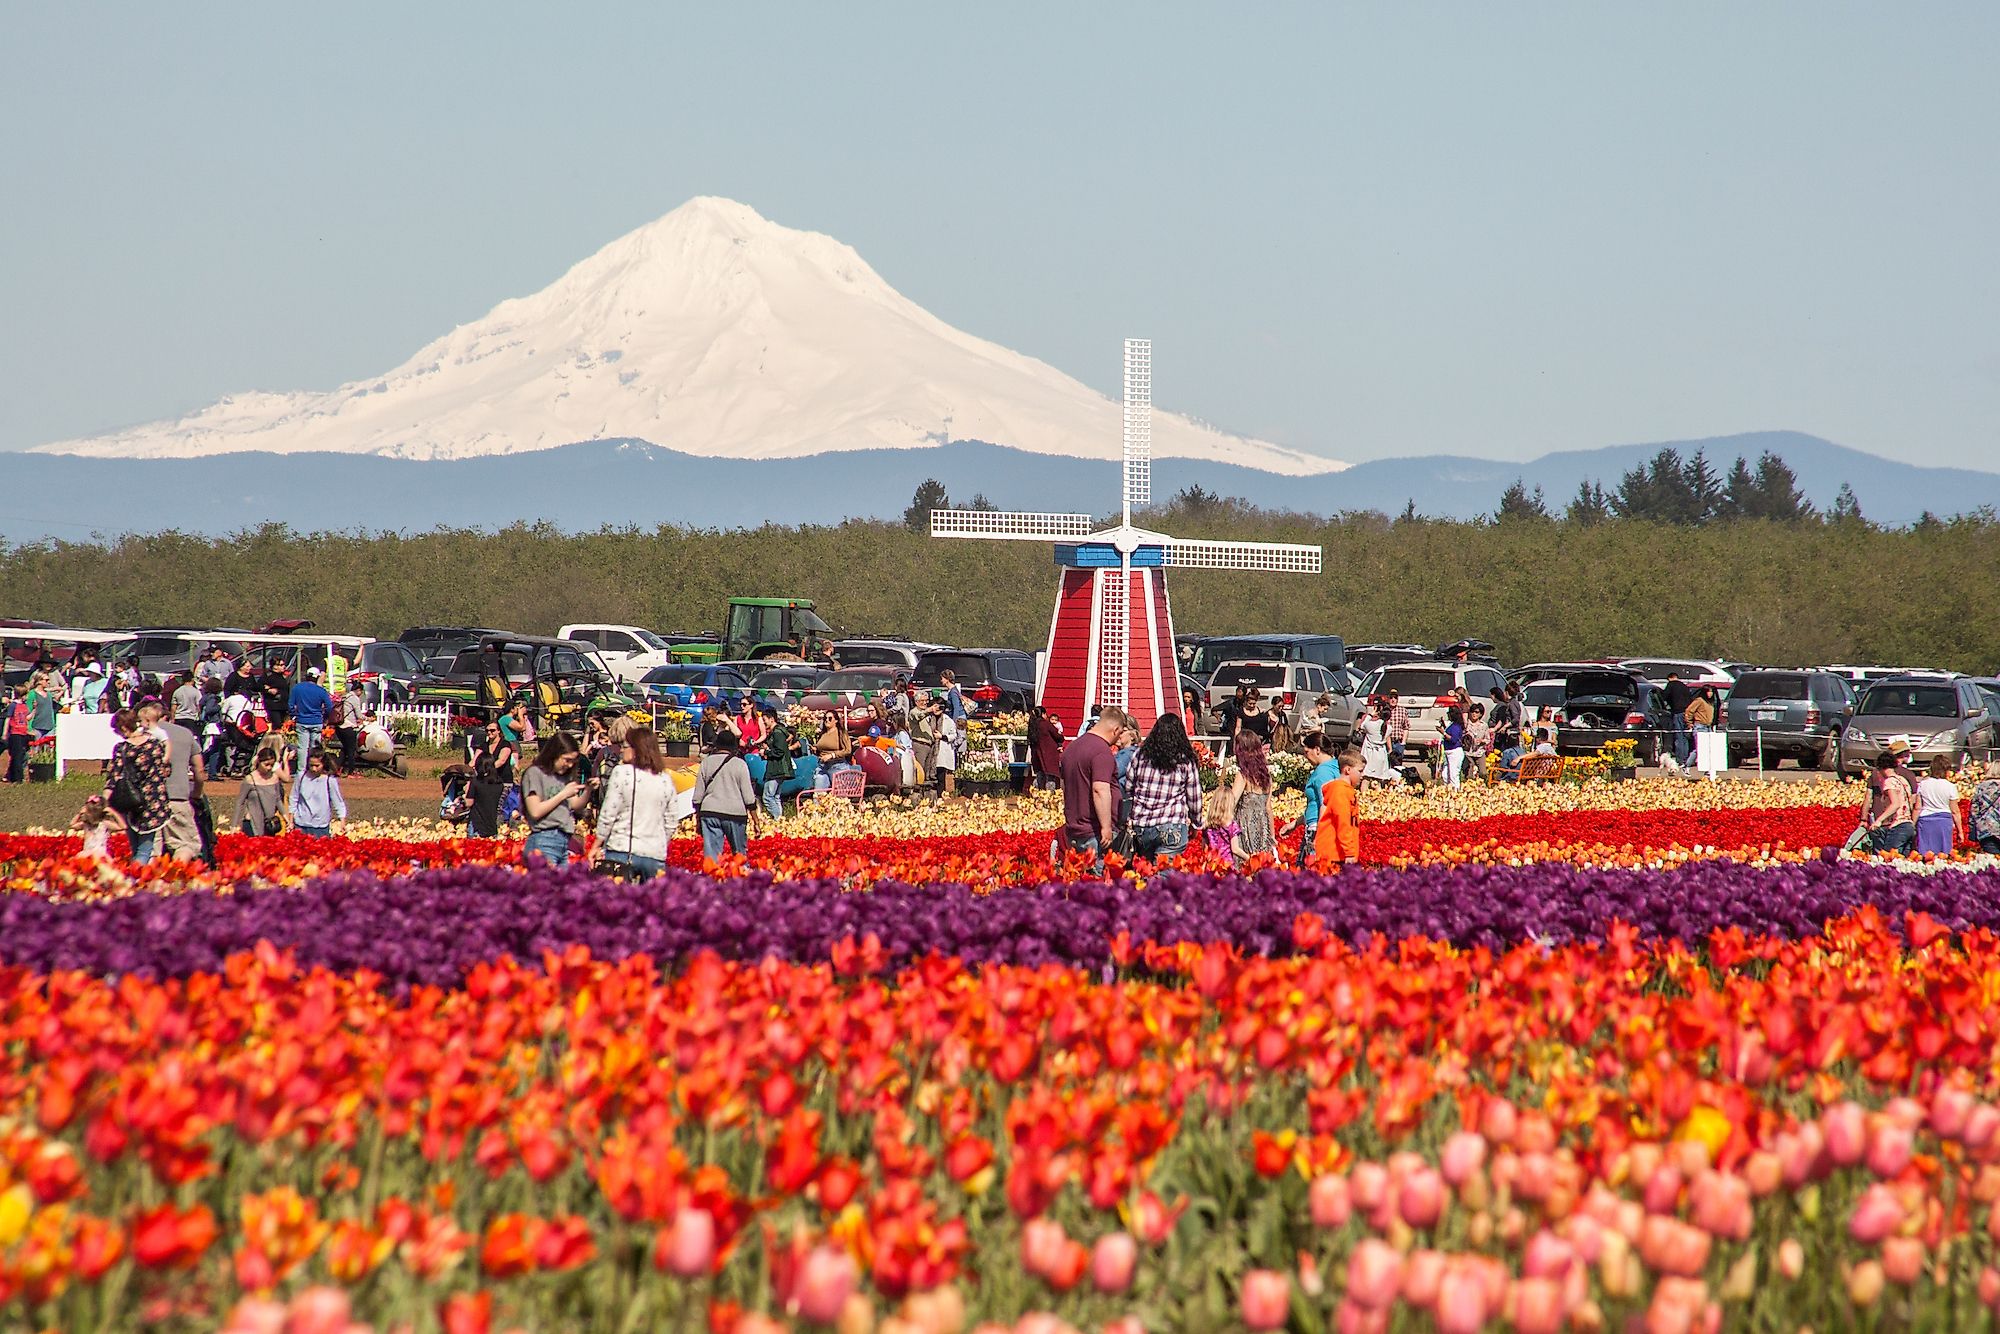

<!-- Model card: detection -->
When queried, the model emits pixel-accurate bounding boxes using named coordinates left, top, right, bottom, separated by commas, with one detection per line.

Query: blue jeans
left=296, top=824, right=331, bottom=839
left=699, top=813, right=748, bottom=862
left=600, top=850, right=664, bottom=880
left=295, top=724, right=317, bottom=768
left=1869, top=822, right=1916, bottom=855
left=1668, top=713, right=1690, bottom=765
left=128, top=828, right=160, bottom=864
left=761, top=778, right=786, bottom=821
left=1133, top=822, right=1189, bottom=862
left=524, top=826, right=570, bottom=865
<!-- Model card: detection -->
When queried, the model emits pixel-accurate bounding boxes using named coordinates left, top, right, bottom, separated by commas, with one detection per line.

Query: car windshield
left=821, top=670, right=896, bottom=691
left=1524, top=683, right=1566, bottom=706
left=794, top=610, right=832, bottom=634
left=1209, top=662, right=1286, bottom=689
left=1858, top=685, right=1961, bottom=718
left=643, top=666, right=709, bottom=685
left=1730, top=673, right=1810, bottom=702
left=1189, top=641, right=1296, bottom=677
left=1374, top=668, right=1454, bottom=697
left=445, top=649, right=528, bottom=675
left=631, top=630, right=668, bottom=650
left=914, top=654, right=994, bottom=685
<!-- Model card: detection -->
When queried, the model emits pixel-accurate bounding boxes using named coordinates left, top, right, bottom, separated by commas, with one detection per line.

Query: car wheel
left=1819, top=738, right=1839, bottom=772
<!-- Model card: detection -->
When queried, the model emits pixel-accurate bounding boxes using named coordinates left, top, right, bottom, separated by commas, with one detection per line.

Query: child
left=69, top=793, right=125, bottom=859
left=1203, top=784, right=1242, bottom=863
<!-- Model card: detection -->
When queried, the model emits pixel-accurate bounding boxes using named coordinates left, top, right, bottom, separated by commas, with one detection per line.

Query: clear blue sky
left=3, top=3, right=1995, bottom=467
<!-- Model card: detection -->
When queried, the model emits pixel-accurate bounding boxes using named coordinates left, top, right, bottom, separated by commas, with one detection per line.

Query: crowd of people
left=1853, top=743, right=2000, bottom=855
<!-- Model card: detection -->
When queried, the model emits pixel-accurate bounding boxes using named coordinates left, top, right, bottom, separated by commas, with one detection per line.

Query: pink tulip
left=1866, top=1123, right=1914, bottom=1178
left=1090, top=1233, right=1137, bottom=1295
left=1398, top=1168, right=1446, bottom=1229
left=1309, top=1174, right=1351, bottom=1228
left=1822, top=1102, right=1867, bottom=1166
left=1345, top=1239, right=1404, bottom=1311
left=1522, top=1229, right=1573, bottom=1280
left=1480, top=1099, right=1518, bottom=1145
left=1440, top=1131, right=1487, bottom=1186
left=1509, top=1277, right=1564, bottom=1334
left=1881, top=1236, right=1925, bottom=1286
left=1638, top=1216, right=1710, bottom=1279
left=662, top=1208, right=716, bottom=1279
left=1399, top=1249, right=1445, bottom=1309
left=1021, top=1218, right=1067, bottom=1280
left=1931, top=1086, right=1975, bottom=1140
left=1689, top=1172, right=1751, bottom=1242
left=1849, top=1184, right=1905, bottom=1244
left=1966, top=1104, right=2000, bottom=1151
left=1883, top=1096, right=1924, bottom=1130
left=1434, top=1266, right=1488, bottom=1334
left=1349, top=1162, right=1388, bottom=1213
left=1240, top=1269, right=1290, bottom=1331
left=1979, top=1265, right=2000, bottom=1311
left=1742, top=1151, right=1782, bottom=1197
left=286, top=1289, right=354, bottom=1334
left=1564, top=1213, right=1604, bottom=1265
left=1642, top=1165, right=1683, bottom=1215
left=1334, top=1299, right=1388, bottom=1334
left=220, top=1299, right=288, bottom=1334
left=1513, top=1151, right=1555, bottom=1203
left=794, top=1245, right=858, bottom=1324
left=1777, top=1238, right=1805, bottom=1280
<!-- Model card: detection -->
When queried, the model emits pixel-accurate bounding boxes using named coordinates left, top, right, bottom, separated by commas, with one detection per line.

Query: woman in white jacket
left=595, top=727, right=687, bottom=880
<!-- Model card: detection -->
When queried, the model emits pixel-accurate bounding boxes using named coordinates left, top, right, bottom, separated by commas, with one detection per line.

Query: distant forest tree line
left=3, top=446, right=1996, bottom=674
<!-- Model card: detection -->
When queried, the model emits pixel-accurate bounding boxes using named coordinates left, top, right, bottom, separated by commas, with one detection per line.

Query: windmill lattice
left=931, top=339, right=1322, bottom=734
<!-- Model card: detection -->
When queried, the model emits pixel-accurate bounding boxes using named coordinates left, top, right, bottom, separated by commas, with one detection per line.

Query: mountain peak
left=33, top=198, right=1342, bottom=476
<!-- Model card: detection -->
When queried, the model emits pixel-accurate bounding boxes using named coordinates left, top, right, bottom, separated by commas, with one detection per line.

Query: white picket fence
left=377, top=703, right=456, bottom=748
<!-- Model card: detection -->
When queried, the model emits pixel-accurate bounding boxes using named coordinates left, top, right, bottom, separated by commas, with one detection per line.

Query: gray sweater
left=692, top=752, right=757, bottom=817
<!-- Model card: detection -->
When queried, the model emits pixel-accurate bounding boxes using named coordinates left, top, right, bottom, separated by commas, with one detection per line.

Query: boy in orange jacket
left=1310, top=749, right=1365, bottom=869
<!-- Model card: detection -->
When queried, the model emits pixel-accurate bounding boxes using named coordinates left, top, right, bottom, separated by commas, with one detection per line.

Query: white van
left=558, top=624, right=674, bottom=683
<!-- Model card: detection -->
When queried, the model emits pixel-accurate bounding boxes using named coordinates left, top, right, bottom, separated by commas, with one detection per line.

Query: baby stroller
left=438, top=764, right=474, bottom=824
left=215, top=709, right=268, bottom=778
left=343, top=719, right=408, bottom=779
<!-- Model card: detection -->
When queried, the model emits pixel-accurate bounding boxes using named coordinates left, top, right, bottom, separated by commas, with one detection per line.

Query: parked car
left=634, top=664, right=754, bottom=714
left=830, top=639, right=948, bottom=673
left=1820, top=664, right=1942, bottom=686
left=1553, top=668, right=1672, bottom=763
left=1185, top=633, right=1346, bottom=681
left=747, top=664, right=829, bottom=699
left=912, top=649, right=1037, bottom=719
left=1838, top=676, right=1998, bottom=776
left=1617, top=658, right=1738, bottom=694
left=1358, top=660, right=1510, bottom=746
left=559, top=624, right=675, bottom=683
left=1971, top=678, right=2000, bottom=720
left=1203, top=658, right=1360, bottom=744
left=1518, top=677, right=1570, bottom=736
left=798, top=668, right=904, bottom=729
left=1507, top=661, right=1608, bottom=688
left=398, top=626, right=512, bottom=673
left=1345, top=644, right=1432, bottom=677
left=1723, top=669, right=1855, bottom=770
left=99, top=628, right=249, bottom=679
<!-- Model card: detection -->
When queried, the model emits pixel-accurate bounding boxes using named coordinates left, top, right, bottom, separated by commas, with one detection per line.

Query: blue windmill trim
left=1056, top=543, right=1167, bottom=568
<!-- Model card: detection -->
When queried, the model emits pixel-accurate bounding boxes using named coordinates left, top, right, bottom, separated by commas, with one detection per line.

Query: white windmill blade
left=1122, top=338, right=1152, bottom=519
left=1160, top=538, right=1324, bottom=573
left=930, top=510, right=1095, bottom=541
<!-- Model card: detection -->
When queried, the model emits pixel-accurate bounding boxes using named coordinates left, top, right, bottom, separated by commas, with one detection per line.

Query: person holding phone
left=519, top=733, right=589, bottom=865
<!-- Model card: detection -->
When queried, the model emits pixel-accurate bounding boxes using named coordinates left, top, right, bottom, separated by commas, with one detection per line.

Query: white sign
left=55, top=713, right=121, bottom=781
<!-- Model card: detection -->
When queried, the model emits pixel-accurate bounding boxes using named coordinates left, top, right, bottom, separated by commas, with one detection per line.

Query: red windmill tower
left=930, top=340, right=1322, bottom=734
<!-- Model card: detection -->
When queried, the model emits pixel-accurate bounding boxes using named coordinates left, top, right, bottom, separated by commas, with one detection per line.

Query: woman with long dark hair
left=1027, top=705, right=1064, bottom=791
left=519, top=732, right=588, bottom=866
left=1122, top=711, right=1203, bottom=862
left=1220, top=731, right=1276, bottom=862
left=467, top=721, right=518, bottom=838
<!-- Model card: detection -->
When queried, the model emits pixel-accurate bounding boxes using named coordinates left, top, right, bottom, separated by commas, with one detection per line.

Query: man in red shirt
left=1058, top=705, right=1128, bottom=870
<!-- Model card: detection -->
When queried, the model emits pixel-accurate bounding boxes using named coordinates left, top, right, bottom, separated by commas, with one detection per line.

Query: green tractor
left=669, top=597, right=835, bottom=664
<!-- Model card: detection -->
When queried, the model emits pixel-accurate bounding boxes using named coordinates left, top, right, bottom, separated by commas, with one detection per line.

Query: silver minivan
left=1838, top=676, right=1997, bottom=776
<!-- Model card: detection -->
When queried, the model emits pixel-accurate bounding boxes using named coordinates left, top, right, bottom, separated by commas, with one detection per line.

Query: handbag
left=106, top=749, right=144, bottom=817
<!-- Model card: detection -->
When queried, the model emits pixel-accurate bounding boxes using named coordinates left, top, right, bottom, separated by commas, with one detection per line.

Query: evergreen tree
left=1399, top=499, right=1419, bottom=523
left=966, top=493, right=999, bottom=512
left=1174, top=484, right=1224, bottom=515
left=1751, top=451, right=1813, bottom=521
left=1829, top=482, right=1865, bottom=525
left=1495, top=479, right=1550, bottom=523
left=903, top=478, right=950, bottom=531
left=1611, top=448, right=1700, bottom=522
left=1719, top=456, right=1758, bottom=521
left=1683, top=448, right=1723, bottom=525
left=1565, top=479, right=1611, bottom=526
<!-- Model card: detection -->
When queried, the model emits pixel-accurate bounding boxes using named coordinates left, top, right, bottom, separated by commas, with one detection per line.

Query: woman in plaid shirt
left=1122, top=713, right=1204, bottom=862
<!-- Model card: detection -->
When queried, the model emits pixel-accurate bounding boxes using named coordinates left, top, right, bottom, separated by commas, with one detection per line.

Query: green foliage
left=1494, top=479, right=1550, bottom=524
left=904, top=479, right=950, bottom=530
left=3, top=508, right=1999, bottom=674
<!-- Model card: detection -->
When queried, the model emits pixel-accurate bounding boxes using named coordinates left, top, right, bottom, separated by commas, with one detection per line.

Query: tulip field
left=5, top=778, right=2000, bottom=1332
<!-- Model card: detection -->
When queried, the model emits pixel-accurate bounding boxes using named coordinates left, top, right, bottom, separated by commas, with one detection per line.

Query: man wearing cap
left=288, top=666, right=333, bottom=769
left=335, top=678, right=367, bottom=773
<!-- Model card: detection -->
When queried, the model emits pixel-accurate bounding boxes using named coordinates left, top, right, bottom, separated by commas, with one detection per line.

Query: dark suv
left=1724, top=670, right=1854, bottom=770
left=913, top=649, right=1037, bottom=719
left=397, top=626, right=511, bottom=674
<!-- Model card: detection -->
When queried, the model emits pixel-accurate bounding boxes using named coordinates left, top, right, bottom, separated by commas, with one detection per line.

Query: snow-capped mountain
left=34, top=197, right=1343, bottom=476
